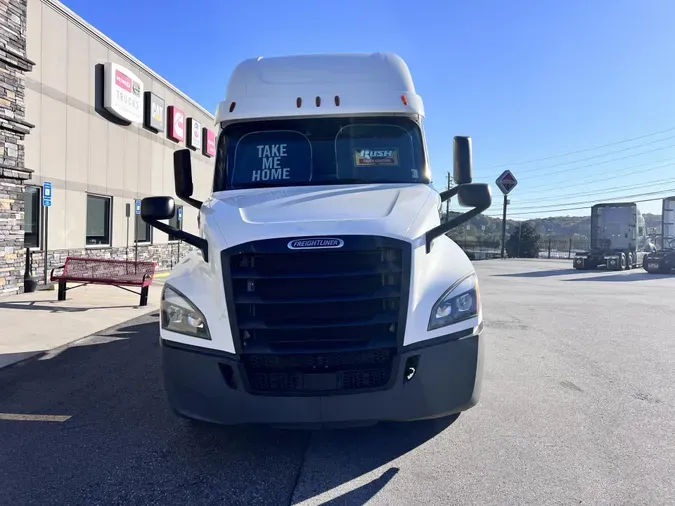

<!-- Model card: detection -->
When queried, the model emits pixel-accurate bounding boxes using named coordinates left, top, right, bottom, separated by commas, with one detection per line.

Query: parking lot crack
left=287, top=430, right=314, bottom=506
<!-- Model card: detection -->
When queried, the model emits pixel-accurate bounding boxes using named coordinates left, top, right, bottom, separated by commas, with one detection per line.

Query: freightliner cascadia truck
left=141, top=52, right=492, bottom=427
left=573, top=202, right=649, bottom=271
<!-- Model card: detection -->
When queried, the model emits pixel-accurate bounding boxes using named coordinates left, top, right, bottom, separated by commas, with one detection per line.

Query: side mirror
left=140, top=195, right=210, bottom=262
left=141, top=196, right=175, bottom=221
left=453, top=136, right=473, bottom=185
left=174, top=149, right=202, bottom=209
left=457, top=183, right=492, bottom=209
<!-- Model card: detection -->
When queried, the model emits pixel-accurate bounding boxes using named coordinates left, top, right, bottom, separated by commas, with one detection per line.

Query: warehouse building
left=0, top=0, right=215, bottom=295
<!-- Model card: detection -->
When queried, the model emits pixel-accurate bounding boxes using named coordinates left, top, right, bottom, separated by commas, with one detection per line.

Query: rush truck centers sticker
left=354, top=149, right=399, bottom=166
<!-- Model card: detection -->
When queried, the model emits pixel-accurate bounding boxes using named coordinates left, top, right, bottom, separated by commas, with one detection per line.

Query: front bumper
left=645, top=252, right=675, bottom=273
left=574, top=254, right=623, bottom=270
left=159, top=328, right=484, bottom=426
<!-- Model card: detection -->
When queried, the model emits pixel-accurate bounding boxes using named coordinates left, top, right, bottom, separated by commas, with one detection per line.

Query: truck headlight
left=161, top=285, right=210, bottom=340
left=428, top=273, right=480, bottom=331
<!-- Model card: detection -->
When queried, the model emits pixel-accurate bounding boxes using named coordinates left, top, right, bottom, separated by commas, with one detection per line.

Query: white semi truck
left=644, top=196, right=675, bottom=274
left=141, top=52, right=492, bottom=427
left=573, top=202, right=649, bottom=271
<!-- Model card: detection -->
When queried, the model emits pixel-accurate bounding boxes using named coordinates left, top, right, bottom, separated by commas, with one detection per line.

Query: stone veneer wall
left=0, top=0, right=34, bottom=296
left=26, top=242, right=196, bottom=282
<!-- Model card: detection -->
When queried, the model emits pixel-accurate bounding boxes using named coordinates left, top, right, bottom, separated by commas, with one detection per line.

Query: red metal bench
left=50, top=257, right=158, bottom=307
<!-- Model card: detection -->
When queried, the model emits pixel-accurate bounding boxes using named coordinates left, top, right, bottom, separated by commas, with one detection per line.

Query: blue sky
left=61, top=0, right=675, bottom=218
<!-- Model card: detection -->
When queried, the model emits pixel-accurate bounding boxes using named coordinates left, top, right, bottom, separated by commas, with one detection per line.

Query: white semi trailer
left=573, top=202, right=649, bottom=271
left=141, top=52, right=492, bottom=427
left=644, top=196, right=675, bottom=274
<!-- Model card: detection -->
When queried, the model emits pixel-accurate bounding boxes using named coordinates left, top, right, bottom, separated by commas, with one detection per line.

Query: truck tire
left=626, top=252, right=633, bottom=270
left=616, top=253, right=626, bottom=271
left=642, top=255, right=649, bottom=270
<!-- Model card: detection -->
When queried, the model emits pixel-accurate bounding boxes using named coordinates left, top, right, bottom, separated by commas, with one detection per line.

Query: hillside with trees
left=442, top=210, right=662, bottom=245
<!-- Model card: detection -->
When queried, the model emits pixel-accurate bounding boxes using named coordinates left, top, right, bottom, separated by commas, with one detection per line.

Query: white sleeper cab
left=141, top=52, right=493, bottom=427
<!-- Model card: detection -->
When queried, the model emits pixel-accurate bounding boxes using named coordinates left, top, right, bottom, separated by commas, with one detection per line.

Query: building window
left=168, top=205, right=183, bottom=241
left=135, top=212, right=152, bottom=243
left=86, top=194, right=112, bottom=246
left=24, top=185, right=41, bottom=249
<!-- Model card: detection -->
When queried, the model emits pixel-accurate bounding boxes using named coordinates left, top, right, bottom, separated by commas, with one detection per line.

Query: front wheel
left=626, top=252, right=633, bottom=270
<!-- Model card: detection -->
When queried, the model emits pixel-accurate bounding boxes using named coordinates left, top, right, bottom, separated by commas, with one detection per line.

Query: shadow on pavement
left=289, top=416, right=455, bottom=504
left=0, top=299, right=139, bottom=312
left=317, top=467, right=399, bottom=505
left=563, top=272, right=673, bottom=282
left=492, top=268, right=584, bottom=278
left=0, top=351, right=43, bottom=369
left=0, top=312, right=453, bottom=506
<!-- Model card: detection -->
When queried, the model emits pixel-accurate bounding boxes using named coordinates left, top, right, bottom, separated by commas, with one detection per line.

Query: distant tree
left=506, top=222, right=541, bottom=258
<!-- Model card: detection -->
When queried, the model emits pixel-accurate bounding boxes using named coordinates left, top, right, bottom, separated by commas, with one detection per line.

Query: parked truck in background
left=140, top=52, right=492, bottom=427
left=573, top=202, right=649, bottom=271
left=644, top=196, right=675, bottom=274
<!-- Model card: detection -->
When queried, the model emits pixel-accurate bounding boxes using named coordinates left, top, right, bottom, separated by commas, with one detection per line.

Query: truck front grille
left=221, top=236, right=411, bottom=395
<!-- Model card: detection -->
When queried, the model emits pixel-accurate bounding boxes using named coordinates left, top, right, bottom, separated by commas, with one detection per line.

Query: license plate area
left=243, top=350, right=395, bottom=395
left=304, top=373, right=339, bottom=391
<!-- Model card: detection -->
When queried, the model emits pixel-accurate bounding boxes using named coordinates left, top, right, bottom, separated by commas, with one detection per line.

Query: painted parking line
left=0, top=413, right=71, bottom=422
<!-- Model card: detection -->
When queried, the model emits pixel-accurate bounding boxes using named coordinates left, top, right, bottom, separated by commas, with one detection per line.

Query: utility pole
left=500, top=195, right=508, bottom=258
left=445, top=172, right=453, bottom=223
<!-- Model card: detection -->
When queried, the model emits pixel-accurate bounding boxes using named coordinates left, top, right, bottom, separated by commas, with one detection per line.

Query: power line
left=503, top=135, right=675, bottom=176
left=511, top=159, right=674, bottom=193
left=476, top=150, right=675, bottom=200
left=510, top=187, right=675, bottom=210
left=485, top=195, right=666, bottom=218
left=509, top=177, right=675, bottom=205
left=479, top=141, right=675, bottom=181
left=484, top=188, right=675, bottom=216
left=503, top=195, right=666, bottom=217
left=477, top=126, right=675, bottom=170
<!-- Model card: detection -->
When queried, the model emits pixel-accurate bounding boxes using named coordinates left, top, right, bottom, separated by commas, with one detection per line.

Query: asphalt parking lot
left=1, top=259, right=674, bottom=505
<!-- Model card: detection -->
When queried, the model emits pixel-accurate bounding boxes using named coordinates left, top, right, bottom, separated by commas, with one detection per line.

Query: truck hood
left=203, top=183, right=439, bottom=247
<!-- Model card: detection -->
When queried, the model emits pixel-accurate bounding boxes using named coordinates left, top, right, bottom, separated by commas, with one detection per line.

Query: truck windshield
left=212, top=116, right=429, bottom=191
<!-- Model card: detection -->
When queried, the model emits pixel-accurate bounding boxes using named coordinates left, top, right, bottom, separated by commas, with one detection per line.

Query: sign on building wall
left=187, top=118, right=202, bottom=150
left=167, top=105, right=185, bottom=142
left=143, top=92, right=165, bottom=132
left=103, top=62, right=144, bottom=124
left=98, top=63, right=214, bottom=158
left=203, top=128, right=216, bottom=157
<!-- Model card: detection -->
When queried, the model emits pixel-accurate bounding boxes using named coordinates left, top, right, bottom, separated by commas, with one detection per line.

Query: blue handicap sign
left=177, top=207, right=183, bottom=220
left=42, top=181, right=52, bottom=207
left=135, top=200, right=141, bottom=215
